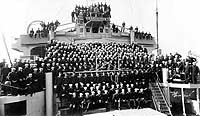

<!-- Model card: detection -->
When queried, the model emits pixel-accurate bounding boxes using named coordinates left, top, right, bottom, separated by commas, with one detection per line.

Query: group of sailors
left=0, top=58, right=46, bottom=96
left=71, top=3, right=111, bottom=23
left=45, top=40, right=150, bottom=73
left=0, top=39, right=199, bottom=114
left=134, top=27, right=153, bottom=40
left=29, top=20, right=60, bottom=38
left=55, top=71, right=152, bottom=112
left=155, top=53, right=200, bottom=84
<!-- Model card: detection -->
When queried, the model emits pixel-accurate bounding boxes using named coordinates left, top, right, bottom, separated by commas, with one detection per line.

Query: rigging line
left=156, top=0, right=159, bottom=53
left=54, top=3, right=66, bottom=20
left=1, top=33, right=13, bottom=66
left=128, top=0, right=134, bottom=20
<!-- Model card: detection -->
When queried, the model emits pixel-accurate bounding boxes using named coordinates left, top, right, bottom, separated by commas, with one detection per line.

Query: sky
left=0, top=0, right=200, bottom=62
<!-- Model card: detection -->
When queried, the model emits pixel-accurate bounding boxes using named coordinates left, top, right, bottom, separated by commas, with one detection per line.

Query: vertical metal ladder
left=150, top=82, right=173, bottom=116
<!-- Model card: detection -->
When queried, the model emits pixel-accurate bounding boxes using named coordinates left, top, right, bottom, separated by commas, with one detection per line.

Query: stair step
left=155, top=96, right=163, bottom=99
left=150, top=82, right=172, bottom=116
left=152, top=89, right=160, bottom=92
left=154, top=93, right=162, bottom=96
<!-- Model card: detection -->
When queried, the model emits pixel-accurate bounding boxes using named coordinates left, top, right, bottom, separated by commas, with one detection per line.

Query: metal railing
left=154, top=72, right=172, bottom=108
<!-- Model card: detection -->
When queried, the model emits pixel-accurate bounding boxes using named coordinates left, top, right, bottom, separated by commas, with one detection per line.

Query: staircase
left=150, top=82, right=172, bottom=116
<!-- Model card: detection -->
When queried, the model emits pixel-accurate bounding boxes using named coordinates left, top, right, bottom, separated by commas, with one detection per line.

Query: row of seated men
left=153, top=53, right=200, bottom=84
left=1, top=66, right=45, bottom=96
left=71, top=3, right=111, bottom=22
left=45, top=40, right=151, bottom=73
left=54, top=70, right=151, bottom=87
left=54, top=71, right=152, bottom=112
left=29, top=20, right=60, bottom=38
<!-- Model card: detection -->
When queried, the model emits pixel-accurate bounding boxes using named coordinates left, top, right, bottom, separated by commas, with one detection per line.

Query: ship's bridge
left=11, top=3, right=157, bottom=60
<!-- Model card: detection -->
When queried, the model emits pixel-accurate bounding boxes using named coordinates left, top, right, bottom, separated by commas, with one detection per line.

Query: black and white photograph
left=0, top=0, right=200, bottom=116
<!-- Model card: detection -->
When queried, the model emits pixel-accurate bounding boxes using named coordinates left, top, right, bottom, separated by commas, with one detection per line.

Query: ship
left=0, top=2, right=199, bottom=116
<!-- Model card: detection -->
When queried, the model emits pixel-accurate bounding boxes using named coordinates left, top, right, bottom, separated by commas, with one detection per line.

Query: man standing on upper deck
left=121, top=22, right=125, bottom=32
left=191, top=61, right=199, bottom=84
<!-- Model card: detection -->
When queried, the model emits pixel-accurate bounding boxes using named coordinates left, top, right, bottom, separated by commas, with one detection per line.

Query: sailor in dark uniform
left=113, top=89, right=120, bottom=110
left=1, top=64, right=10, bottom=83
left=32, top=68, right=40, bottom=92
left=191, top=61, right=199, bottom=84
left=23, top=63, right=32, bottom=77
left=89, top=91, right=96, bottom=110
left=25, top=73, right=33, bottom=96
left=55, top=72, right=64, bottom=99
left=70, top=92, right=79, bottom=114
left=17, top=67, right=26, bottom=95
left=38, top=68, right=45, bottom=90
left=102, top=89, right=109, bottom=110
left=83, top=92, right=90, bottom=112
left=7, top=68, right=18, bottom=95
left=78, top=92, right=84, bottom=113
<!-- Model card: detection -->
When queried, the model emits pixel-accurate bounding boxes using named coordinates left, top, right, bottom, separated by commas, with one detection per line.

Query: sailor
left=17, top=67, right=26, bottom=95
left=55, top=20, right=60, bottom=29
left=113, top=89, right=120, bottom=109
left=29, top=28, right=34, bottom=38
left=25, top=73, right=33, bottom=96
left=191, top=61, right=199, bottom=84
left=121, top=21, right=125, bottom=32
left=7, top=67, right=18, bottom=95
left=55, top=72, right=64, bottom=98
left=32, top=68, right=41, bottom=92
left=70, top=92, right=79, bottom=113
left=1, top=64, right=10, bottom=83
left=35, top=28, right=41, bottom=38
left=23, top=63, right=32, bottom=77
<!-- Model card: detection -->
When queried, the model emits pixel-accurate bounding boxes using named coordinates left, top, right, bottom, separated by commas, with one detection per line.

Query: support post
left=196, top=88, right=200, bottom=115
left=45, top=72, right=53, bottom=116
left=181, top=88, right=186, bottom=116
left=162, top=68, right=168, bottom=84
left=130, top=30, right=135, bottom=44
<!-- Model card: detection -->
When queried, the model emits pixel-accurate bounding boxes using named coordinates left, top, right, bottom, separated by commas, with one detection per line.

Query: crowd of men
left=55, top=71, right=152, bottom=113
left=45, top=40, right=155, bottom=113
left=71, top=3, right=111, bottom=23
left=134, top=27, right=153, bottom=40
left=45, top=40, right=150, bottom=72
left=29, top=20, right=60, bottom=38
left=0, top=39, right=199, bottom=114
left=154, top=53, right=199, bottom=84
left=0, top=58, right=46, bottom=96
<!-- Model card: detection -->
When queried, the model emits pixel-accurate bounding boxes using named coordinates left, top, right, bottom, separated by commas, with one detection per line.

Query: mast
left=156, top=0, right=159, bottom=54
left=1, top=33, right=12, bottom=66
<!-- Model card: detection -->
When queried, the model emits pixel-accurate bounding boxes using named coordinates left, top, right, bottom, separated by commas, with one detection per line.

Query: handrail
left=149, top=83, right=159, bottom=111
left=55, top=27, right=75, bottom=32
left=0, top=82, right=25, bottom=90
left=155, top=72, right=172, bottom=108
left=62, top=69, right=132, bottom=74
left=58, top=22, right=75, bottom=27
